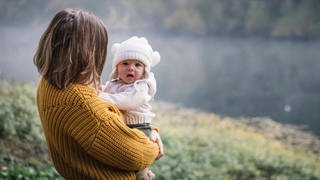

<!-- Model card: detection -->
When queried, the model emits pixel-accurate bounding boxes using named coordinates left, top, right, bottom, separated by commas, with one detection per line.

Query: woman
left=33, top=8, right=163, bottom=179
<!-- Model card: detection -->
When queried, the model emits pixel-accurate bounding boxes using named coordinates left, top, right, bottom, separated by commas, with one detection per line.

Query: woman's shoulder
left=71, top=83, right=124, bottom=117
left=71, top=83, right=97, bottom=98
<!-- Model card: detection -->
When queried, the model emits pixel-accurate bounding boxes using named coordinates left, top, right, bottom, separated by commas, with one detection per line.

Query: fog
left=1, top=1, right=320, bottom=135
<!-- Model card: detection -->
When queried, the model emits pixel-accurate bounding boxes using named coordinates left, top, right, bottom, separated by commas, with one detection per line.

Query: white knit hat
left=109, top=36, right=160, bottom=80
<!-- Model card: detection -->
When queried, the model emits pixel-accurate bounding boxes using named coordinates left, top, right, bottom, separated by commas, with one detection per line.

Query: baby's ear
left=111, top=43, right=120, bottom=56
left=151, top=51, right=160, bottom=67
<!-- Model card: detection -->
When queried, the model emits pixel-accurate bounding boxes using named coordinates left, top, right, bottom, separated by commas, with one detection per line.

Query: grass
left=151, top=102, right=320, bottom=179
left=0, top=80, right=319, bottom=179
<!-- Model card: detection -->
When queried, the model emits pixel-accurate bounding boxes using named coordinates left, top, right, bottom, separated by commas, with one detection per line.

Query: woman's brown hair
left=33, top=8, right=108, bottom=90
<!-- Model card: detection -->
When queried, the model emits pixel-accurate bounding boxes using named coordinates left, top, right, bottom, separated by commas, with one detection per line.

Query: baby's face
left=117, top=59, right=145, bottom=84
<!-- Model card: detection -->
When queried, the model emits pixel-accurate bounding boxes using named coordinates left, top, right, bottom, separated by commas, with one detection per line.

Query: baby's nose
left=128, top=64, right=135, bottom=70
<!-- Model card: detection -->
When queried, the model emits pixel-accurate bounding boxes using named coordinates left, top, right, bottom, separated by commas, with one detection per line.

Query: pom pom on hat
left=109, top=36, right=161, bottom=80
left=111, top=43, right=120, bottom=56
left=151, top=51, right=161, bottom=67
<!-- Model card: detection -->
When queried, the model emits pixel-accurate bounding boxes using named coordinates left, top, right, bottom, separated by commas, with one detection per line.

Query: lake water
left=1, top=26, right=320, bottom=135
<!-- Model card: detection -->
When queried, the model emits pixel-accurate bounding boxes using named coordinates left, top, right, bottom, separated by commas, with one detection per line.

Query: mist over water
left=1, top=26, right=320, bottom=135
left=0, top=26, right=42, bottom=82
left=152, top=35, right=320, bottom=135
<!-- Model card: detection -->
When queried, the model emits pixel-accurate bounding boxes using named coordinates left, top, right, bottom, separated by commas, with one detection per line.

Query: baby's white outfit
left=99, top=72, right=157, bottom=125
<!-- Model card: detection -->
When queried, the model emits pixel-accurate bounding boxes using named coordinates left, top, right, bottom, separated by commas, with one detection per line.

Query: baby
left=99, top=36, right=161, bottom=179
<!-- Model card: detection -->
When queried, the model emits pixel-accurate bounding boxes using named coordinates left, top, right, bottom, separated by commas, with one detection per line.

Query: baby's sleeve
left=99, top=83, right=151, bottom=110
left=145, top=72, right=157, bottom=97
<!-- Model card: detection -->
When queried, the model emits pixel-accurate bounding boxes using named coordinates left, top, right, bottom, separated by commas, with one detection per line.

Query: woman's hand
left=150, top=130, right=164, bottom=160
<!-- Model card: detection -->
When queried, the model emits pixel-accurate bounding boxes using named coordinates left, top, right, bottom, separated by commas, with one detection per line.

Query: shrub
left=0, top=156, right=61, bottom=180
left=0, top=80, right=42, bottom=141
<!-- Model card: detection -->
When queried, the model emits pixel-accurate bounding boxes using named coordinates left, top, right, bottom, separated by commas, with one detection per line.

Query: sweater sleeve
left=69, top=97, right=159, bottom=171
left=92, top=116, right=159, bottom=170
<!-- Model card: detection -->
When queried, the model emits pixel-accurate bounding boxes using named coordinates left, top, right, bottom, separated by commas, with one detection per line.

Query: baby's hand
left=150, top=130, right=164, bottom=160
left=150, top=130, right=157, bottom=141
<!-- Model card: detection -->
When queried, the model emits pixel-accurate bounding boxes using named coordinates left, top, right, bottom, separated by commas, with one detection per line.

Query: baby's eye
left=135, top=63, right=143, bottom=67
left=122, top=62, right=129, bottom=65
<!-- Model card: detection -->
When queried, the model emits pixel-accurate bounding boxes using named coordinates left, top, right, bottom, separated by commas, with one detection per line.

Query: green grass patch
left=1, top=80, right=319, bottom=179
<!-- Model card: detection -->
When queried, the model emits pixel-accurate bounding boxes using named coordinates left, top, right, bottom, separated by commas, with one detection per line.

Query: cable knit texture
left=36, top=78, right=159, bottom=179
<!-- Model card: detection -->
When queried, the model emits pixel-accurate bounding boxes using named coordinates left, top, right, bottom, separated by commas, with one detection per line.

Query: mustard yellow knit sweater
left=36, top=78, right=159, bottom=179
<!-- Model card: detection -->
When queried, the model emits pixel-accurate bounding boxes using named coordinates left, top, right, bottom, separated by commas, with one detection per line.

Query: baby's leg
left=136, top=168, right=155, bottom=180
left=131, top=124, right=155, bottom=179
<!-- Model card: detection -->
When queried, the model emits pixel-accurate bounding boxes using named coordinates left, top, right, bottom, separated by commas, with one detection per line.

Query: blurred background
left=1, top=0, right=320, bottom=136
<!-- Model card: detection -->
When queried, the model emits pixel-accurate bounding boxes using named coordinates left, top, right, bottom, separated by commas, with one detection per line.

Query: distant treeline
left=1, top=0, right=320, bottom=39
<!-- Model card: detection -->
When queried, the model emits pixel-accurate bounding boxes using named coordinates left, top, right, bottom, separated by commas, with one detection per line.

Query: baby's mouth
left=127, top=74, right=134, bottom=78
